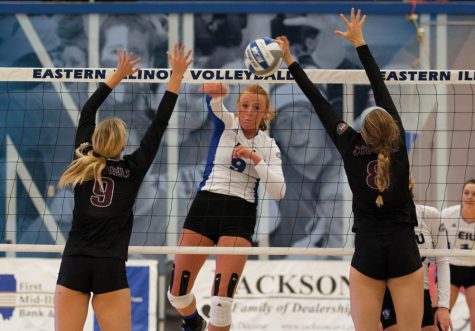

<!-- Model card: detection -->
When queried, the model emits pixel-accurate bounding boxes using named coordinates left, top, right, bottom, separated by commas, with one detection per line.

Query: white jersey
left=415, top=205, right=450, bottom=309
left=442, top=204, right=475, bottom=267
left=199, top=96, right=286, bottom=204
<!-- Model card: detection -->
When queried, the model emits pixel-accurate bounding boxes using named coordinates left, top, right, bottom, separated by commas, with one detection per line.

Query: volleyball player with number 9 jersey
left=167, top=83, right=286, bottom=331
left=54, top=45, right=192, bottom=331
left=277, top=8, right=423, bottom=331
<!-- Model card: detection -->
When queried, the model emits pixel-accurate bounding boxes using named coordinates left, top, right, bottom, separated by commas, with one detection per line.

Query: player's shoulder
left=416, top=205, right=441, bottom=227
left=257, top=130, right=278, bottom=146
left=441, top=204, right=460, bottom=218
left=416, top=204, right=440, bottom=216
left=416, top=205, right=443, bottom=232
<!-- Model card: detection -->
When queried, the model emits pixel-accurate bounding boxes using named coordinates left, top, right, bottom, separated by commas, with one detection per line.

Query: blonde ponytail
left=58, top=117, right=127, bottom=189
left=361, top=108, right=400, bottom=208
left=375, top=151, right=390, bottom=207
left=58, top=148, right=107, bottom=189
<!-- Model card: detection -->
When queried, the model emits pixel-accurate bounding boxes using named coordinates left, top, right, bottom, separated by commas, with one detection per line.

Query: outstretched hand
left=105, top=49, right=141, bottom=89
left=116, top=49, right=141, bottom=78
left=335, top=8, right=367, bottom=48
left=198, top=83, right=229, bottom=98
left=275, top=36, right=295, bottom=67
left=168, top=43, right=193, bottom=79
left=167, top=43, right=193, bottom=94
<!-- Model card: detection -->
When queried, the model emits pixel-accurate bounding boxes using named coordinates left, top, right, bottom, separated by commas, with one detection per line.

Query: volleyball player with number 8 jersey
left=54, top=45, right=192, bottom=331
left=277, top=8, right=423, bottom=331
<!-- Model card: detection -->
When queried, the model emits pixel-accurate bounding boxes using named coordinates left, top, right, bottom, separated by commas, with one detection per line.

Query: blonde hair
left=237, top=85, right=275, bottom=131
left=58, top=118, right=127, bottom=189
left=361, top=108, right=400, bottom=207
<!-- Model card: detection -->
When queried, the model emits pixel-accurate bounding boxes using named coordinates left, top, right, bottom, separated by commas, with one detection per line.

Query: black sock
left=183, top=310, right=201, bottom=328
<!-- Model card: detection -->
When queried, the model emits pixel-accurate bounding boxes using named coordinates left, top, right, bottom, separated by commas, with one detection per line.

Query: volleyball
left=244, top=37, right=283, bottom=77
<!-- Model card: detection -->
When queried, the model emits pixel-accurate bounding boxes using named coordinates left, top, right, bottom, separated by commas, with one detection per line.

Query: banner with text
left=0, top=258, right=157, bottom=331
left=194, top=260, right=353, bottom=331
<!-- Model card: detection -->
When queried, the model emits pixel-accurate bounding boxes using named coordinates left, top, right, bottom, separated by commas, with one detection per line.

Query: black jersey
left=63, top=83, right=178, bottom=260
left=288, top=45, right=416, bottom=231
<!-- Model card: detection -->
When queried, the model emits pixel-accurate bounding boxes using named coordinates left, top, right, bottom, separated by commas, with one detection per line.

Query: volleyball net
left=2, top=67, right=475, bottom=257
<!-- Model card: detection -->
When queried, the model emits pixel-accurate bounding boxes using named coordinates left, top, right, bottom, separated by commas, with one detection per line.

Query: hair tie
left=92, top=150, right=107, bottom=160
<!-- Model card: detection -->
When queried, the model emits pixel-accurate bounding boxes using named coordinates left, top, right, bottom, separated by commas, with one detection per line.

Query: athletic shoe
left=181, top=315, right=207, bottom=331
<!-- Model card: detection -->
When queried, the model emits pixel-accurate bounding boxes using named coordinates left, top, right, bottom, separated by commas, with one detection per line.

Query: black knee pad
left=169, top=265, right=191, bottom=296
left=213, top=273, right=239, bottom=297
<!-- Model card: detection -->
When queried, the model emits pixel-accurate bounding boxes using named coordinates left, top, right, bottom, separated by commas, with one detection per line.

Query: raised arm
left=336, top=9, right=399, bottom=121
left=200, top=83, right=234, bottom=126
left=127, top=44, right=192, bottom=174
left=276, top=36, right=343, bottom=138
left=75, top=49, right=141, bottom=148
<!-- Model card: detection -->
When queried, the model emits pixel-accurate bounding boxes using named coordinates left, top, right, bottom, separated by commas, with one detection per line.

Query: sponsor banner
left=194, top=260, right=353, bottom=330
left=0, top=258, right=157, bottom=331
left=195, top=260, right=473, bottom=330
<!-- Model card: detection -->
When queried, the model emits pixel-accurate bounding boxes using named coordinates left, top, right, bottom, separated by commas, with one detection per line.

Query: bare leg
left=449, top=285, right=460, bottom=310
left=387, top=267, right=424, bottom=331
left=350, top=267, right=387, bottom=331
left=54, top=285, right=90, bottom=331
left=464, top=286, right=475, bottom=331
left=171, top=228, right=214, bottom=316
left=92, top=288, right=131, bottom=331
left=208, top=236, right=251, bottom=331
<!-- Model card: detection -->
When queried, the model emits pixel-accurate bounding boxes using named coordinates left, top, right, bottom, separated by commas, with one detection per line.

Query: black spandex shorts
left=183, top=190, right=257, bottom=244
left=351, top=225, right=422, bottom=280
left=57, top=255, right=128, bottom=294
left=450, top=264, right=475, bottom=288
left=381, top=288, right=433, bottom=329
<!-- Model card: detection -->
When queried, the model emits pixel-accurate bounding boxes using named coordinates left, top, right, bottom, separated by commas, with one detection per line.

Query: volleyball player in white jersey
left=442, top=179, right=475, bottom=331
left=167, top=83, right=286, bottom=331
left=381, top=184, right=452, bottom=330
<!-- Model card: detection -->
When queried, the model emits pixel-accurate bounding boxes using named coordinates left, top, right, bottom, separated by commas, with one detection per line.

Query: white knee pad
left=210, top=296, right=233, bottom=327
left=167, top=290, right=194, bottom=309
